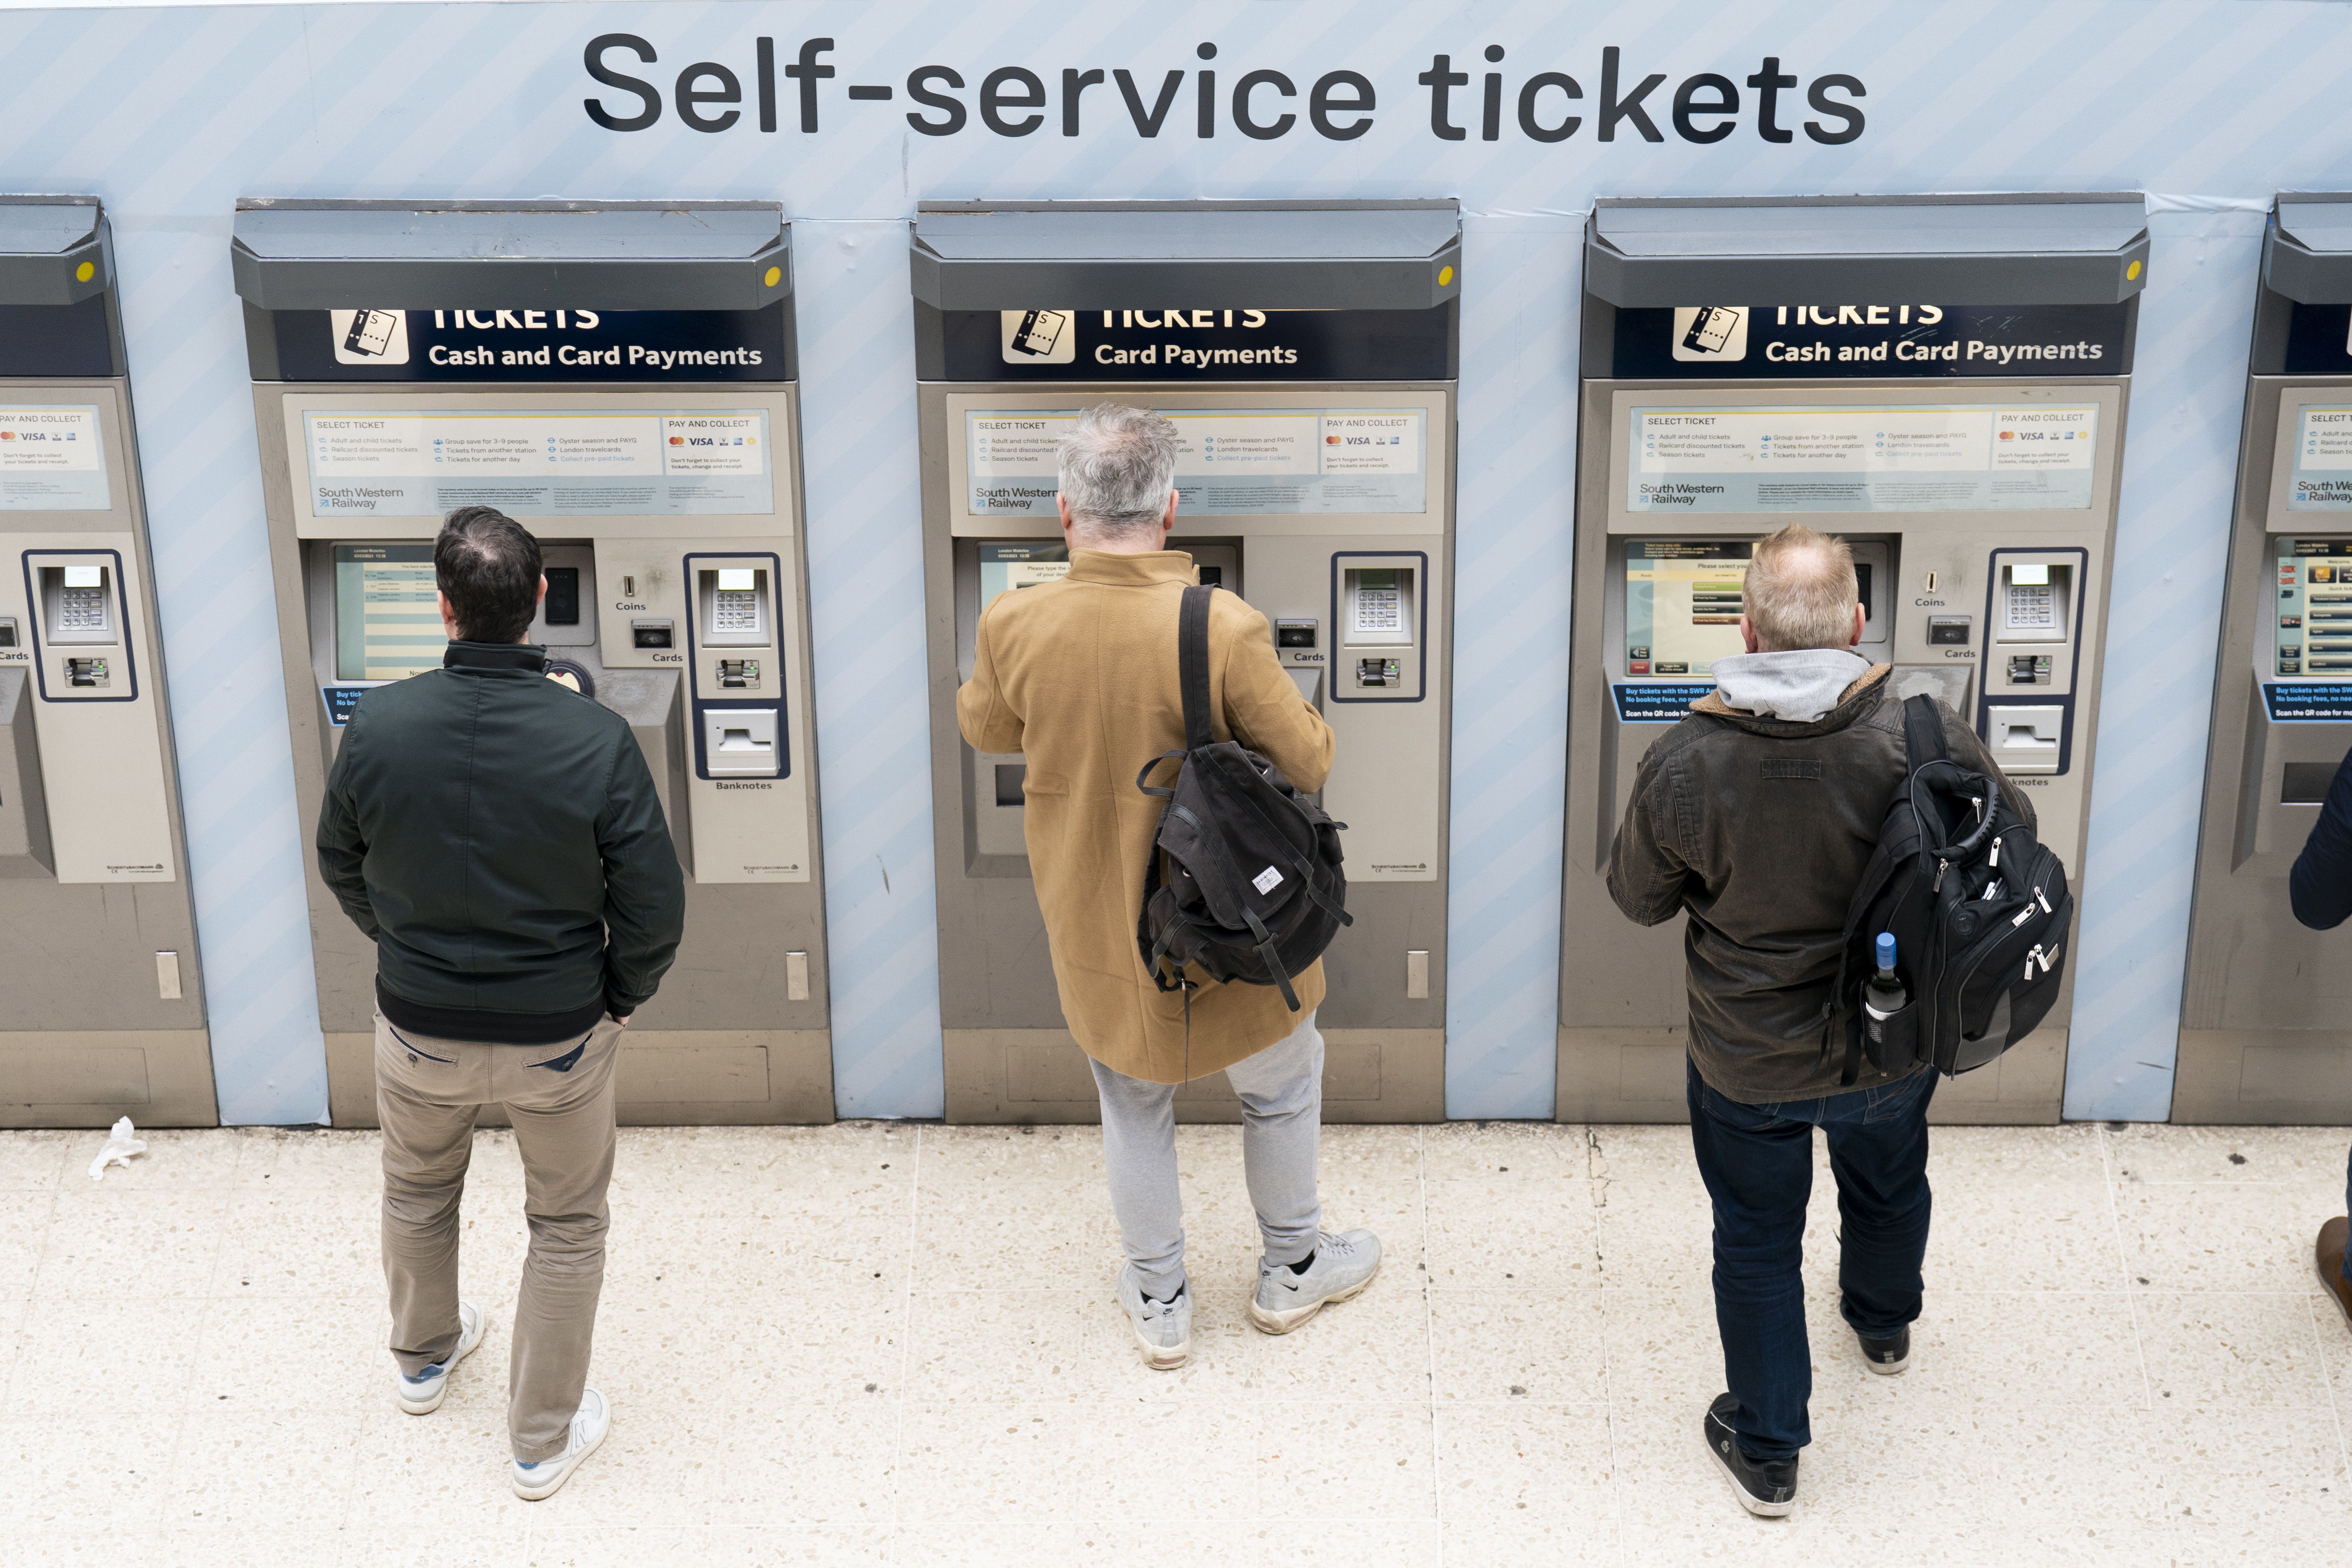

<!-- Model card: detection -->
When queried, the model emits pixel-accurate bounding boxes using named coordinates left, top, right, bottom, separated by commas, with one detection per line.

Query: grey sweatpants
left=375, top=1011, right=622, bottom=1462
left=1089, top=1009, right=1324, bottom=1299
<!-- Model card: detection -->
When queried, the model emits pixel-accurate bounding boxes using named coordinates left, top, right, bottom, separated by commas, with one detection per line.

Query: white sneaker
left=1247, top=1229, right=1382, bottom=1334
left=510, top=1387, right=611, bottom=1502
left=1115, top=1264, right=1193, bottom=1371
left=394, top=1299, right=485, bottom=1415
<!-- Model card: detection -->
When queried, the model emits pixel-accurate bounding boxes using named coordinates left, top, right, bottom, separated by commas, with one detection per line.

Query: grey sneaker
left=1116, top=1264, right=1192, bottom=1370
left=394, top=1299, right=485, bottom=1415
left=1247, top=1229, right=1381, bottom=1334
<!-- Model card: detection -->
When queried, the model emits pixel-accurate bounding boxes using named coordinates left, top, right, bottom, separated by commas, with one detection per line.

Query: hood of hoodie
left=1707, top=647, right=1874, bottom=723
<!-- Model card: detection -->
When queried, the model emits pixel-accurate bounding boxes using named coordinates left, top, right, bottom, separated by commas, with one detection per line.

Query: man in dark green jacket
left=318, top=505, right=684, bottom=1502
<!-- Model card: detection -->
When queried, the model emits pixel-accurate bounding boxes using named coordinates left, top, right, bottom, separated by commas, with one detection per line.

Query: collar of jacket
left=1689, top=661, right=1893, bottom=735
left=443, top=640, right=549, bottom=673
left=1065, top=549, right=1198, bottom=587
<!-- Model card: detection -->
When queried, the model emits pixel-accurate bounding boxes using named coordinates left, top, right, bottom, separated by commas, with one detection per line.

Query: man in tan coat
left=957, top=402, right=1381, bottom=1370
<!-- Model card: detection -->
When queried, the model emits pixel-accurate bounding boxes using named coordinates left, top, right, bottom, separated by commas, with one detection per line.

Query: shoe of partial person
left=1115, top=1263, right=1193, bottom=1371
left=1857, top=1325, right=1911, bottom=1375
left=2318, top=1217, right=2352, bottom=1333
left=1703, top=1393, right=1798, bottom=1517
left=510, top=1388, right=610, bottom=1502
left=1246, top=1228, right=1381, bottom=1335
left=394, top=1299, right=485, bottom=1415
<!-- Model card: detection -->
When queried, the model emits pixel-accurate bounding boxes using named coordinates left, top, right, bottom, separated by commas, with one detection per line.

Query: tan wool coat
left=956, top=549, right=1335, bottom=1083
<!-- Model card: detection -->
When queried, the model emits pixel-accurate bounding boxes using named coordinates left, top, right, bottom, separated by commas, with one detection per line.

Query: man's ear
left=538, top=574, right=550, bottom=607
left=1159, top=488, right=1178, bottom=536
left=1851, top=601, right=1866, bottom=648
left=1739, top=614, right=1761, bottom=655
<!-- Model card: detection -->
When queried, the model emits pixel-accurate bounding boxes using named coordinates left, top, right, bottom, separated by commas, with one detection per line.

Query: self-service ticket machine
left=1559, top=195, right=2147, bottom=1124
left=2179, top=195, right=2352, bottom=1122
left=235, top=199, right=829, bottom=1127
left=0, top=196, right=213, bottom=1127
left=915, top=200, right=1457, bottom=1123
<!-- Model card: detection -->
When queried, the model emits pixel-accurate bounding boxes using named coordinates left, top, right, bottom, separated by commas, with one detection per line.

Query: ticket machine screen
left=333, top=543, right=443, bottom=681
left=1625, top=540, right=1751, bottom=677
left=2275, top=538, right=2352, bottom=676
left=978, top=542, right=1069, bottom=615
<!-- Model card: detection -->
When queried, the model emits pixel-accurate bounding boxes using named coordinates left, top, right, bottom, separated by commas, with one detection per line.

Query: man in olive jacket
left=1609, top=524, right=2031, bottom=1518
left=317, top=505, right=684, bottom=1502
left=957, top=403, right=1380, bottom=1371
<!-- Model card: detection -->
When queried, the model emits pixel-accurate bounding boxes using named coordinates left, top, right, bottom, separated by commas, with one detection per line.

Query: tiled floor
left=4, top=1118, right=2350, bottom=1566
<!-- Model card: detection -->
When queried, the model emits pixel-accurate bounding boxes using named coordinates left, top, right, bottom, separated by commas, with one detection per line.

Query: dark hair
left=434, top=507, right=543, bottom=643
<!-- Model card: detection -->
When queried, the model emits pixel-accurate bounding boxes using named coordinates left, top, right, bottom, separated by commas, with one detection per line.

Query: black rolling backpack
left=1134, top=584, right=1351, bottom=1013
left=1825, top=694, right=2076, bottom=1085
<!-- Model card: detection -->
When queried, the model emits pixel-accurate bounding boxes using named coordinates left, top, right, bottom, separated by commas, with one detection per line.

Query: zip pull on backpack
left=1826, top=694, right=2075, bottom=1084
left=1135, top=584, right=1351, bottom=1010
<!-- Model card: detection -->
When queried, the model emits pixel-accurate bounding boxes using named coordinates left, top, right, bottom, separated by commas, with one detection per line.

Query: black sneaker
left=1857, top=1325, right=1911, bottom=1375
left=1702, top=1394, right=1797, bottom=1517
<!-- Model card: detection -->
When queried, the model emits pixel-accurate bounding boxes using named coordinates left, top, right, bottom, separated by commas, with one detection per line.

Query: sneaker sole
left=1245, top=1264, right=1379, bottom=1336
left=1861, top=1347, right=1911, bottom=1376
left=512, top=1419, right=609, bottom=1502
left=396, top=1315, right=485, bottom=1416
left=1703, top=1426, right=1795, bottom=1518
left=1134, top=1328, right=1191, bottom=1371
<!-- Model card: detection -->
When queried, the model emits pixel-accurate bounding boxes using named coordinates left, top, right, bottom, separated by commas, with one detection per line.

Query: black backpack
left=1826, top=694, right=2075, bottom=1085
left=1135, top=584, right=1351, bottom=1011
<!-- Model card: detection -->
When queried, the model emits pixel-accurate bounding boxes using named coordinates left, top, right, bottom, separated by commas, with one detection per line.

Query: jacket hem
left=377, top=979, right=607, bottom=1047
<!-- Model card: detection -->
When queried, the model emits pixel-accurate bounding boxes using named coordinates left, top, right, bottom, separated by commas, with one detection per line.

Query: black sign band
left=263, top=304, right=794, bottom=382
left=0, top=298, right=118, bottom=378
left=1608, top=303, right=2134, bottom=380
left=933, top=304, right=1454, bottom=382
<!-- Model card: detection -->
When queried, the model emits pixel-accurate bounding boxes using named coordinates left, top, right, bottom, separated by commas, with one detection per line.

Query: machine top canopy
left=1587, top=193, right=2151, bottom=309
left=911, top=199, right=1461, bottom=312
left=231, top=199, right=790, bottom=311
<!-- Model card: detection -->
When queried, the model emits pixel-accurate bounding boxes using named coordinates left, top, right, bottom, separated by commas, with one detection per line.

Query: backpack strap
left=1902, top=692, right=1948, bottom=768
left=1178, top=584, right=1215, bottom=754
left=1830, top=694, right=1947, bottom=1087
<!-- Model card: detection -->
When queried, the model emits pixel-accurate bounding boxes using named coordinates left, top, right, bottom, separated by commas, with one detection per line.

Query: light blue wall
left=9, top=0, right=2352, bottom=1121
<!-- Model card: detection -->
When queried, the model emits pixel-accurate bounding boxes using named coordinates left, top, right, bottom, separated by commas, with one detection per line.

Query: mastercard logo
left=669, top=435, right=684, bottom=445
left=1998, top=429, right=2016, bottom=439
left=1325, top=435, right=1341, bottom=444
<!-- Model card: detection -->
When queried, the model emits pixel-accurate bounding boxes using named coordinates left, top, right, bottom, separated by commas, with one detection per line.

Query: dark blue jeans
left=1686, top=1056, right=1936, bottom=1462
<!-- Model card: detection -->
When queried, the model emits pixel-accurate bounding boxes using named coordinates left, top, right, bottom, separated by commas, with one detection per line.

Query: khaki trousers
left=375, top=1011, right=623, bottom=1461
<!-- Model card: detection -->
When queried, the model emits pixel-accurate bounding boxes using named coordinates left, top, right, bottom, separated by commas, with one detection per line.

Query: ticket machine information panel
left=2182, top=330, right=2352, bottom=1116
left=1563, top=373, right=2128, bottom=1127
left=926, top=382, right=1453, bottom=1122
left=247, top=233, right=833, bottom=1130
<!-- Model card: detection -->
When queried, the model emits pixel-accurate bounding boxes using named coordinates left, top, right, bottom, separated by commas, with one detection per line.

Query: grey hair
left=1057, top=403, right=1179, bottom=537
left=1743, top=524, right=1860, bottom=651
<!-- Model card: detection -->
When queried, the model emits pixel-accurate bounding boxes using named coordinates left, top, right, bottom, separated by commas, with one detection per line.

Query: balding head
left=1741, top=525, right=1862, bottom=652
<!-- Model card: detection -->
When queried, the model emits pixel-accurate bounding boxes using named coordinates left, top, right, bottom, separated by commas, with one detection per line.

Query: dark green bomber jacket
left=317, top=640, right=686, bottom=1045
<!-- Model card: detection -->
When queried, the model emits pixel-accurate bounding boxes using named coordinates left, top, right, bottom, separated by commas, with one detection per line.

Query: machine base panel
left=2174, top=1029, right=2352, bottom=1125
left=1554, top=1026, right=2066, bottom=1125
left=944, top=1027, right=1443, bottom=1124
left=324, top=1028, right=835, bottom=1129
left=0, top=1029, right=220, bottom=1128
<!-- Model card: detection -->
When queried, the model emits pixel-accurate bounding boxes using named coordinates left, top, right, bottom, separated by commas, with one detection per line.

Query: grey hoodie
left=1710, top=647, right=1873, bottom=723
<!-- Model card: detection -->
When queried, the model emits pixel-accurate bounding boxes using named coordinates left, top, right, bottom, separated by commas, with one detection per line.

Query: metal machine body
left=235, top=199, right=830, bottom=1128
left=2180, top=195, right=2352, bottom=1121
left=915, top=200, right=1458, bottom=1123
left=0, top=195, right=214, bottom=1127
left=1559, top=195, right=2149, bottom=1125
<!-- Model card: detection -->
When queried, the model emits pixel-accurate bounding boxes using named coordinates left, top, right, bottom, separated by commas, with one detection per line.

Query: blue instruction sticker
left=2261, top=683, right=2352, bottom=722
left=1611, top=682, right=1716, bottom=723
